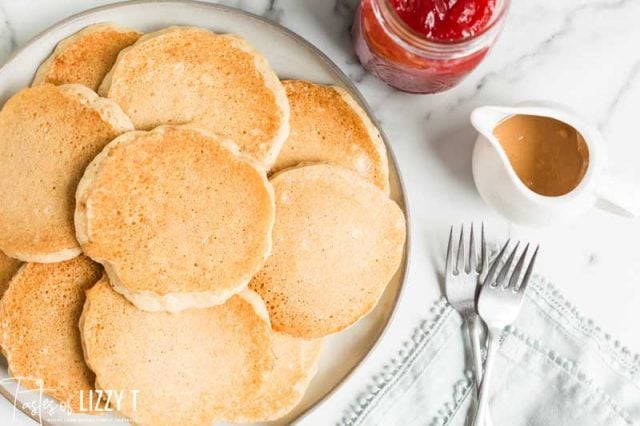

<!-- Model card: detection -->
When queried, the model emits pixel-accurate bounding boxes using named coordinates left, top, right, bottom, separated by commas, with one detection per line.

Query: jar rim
left=372, top=0, right=511, bottom=56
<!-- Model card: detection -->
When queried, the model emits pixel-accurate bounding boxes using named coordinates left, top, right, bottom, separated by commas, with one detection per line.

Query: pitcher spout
left=470, top=105, right=514, bottom=152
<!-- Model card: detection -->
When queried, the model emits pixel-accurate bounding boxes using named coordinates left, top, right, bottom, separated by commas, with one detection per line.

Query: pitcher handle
left=595, top=174, right=640, bottom=217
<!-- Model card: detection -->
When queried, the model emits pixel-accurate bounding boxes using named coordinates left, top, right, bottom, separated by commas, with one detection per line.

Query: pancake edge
left=0, top=264, right=27, bottom=365
left=234, top=335, right=324, bottom=423
left=0, top=262, right=103, bottom=414
left=78, top=279, right=272, bottom=422
left=32, top=23, right=142, bottom=87
left=98, top=26, right=290, bottom=168
left=331, top=85, right=390, bottom=194
left=222, top=33, right=290, bottom=169
left=266, top=162, right=406, bottom=338
left=2, top=246, right=82, bottom=264
left=78, top=275, right=112, bottom=416
left=106, top=262, right=253, bottom=313
left=276, top=80, right=389, bottom=193
left=58, top=83, right=134, bottom=134
left=75, top=124, right=274, bottom=312
left=0, top=84, right=132, bottom=263
left=264, top=342, right=323, bottom=422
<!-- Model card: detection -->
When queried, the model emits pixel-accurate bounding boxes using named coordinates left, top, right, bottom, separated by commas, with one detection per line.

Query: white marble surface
left=2, top=0, right=640, bottom=425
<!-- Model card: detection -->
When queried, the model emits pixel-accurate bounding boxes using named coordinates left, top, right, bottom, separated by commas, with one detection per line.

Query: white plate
left=0, top=1, right=410, bottom=424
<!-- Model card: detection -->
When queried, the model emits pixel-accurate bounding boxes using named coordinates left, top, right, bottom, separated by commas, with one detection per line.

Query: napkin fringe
left=529, top=276, right=640, bottom=378
left=340, top=276, right=640, bottom=426
left=434, top=323, right=633, bottom=426
left=340, top=298, right=454, bottom=426
left=429, top=372, right=474, bottom=426
left=504, top=324, right=633, bottom=425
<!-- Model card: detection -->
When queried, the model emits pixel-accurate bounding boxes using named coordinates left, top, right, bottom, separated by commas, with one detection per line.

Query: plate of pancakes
left=0, top=1, right=409, bottom=425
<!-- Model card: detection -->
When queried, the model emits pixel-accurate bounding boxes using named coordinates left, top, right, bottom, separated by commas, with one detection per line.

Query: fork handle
left=467, top=315, right=484, bottom=391
left=472, top=328, right=500, bottom=426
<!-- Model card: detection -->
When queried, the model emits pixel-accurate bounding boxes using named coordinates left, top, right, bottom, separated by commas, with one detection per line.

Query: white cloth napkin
left=340, top=277, right=640, bottom=426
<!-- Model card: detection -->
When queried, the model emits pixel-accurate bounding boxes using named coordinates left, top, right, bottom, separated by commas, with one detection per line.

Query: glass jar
left=352, top=0, right=510, bottom=94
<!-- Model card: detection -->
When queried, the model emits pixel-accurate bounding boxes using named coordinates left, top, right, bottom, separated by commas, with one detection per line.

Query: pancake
left=80, top=277, right=274, bottom=425
left=99, top=26, right=289, bottom=168
left=0, top=256, right=102, bottom=413
left=75, top=125, right=275, bottom=312
left=250, top=163, right=406, bottom=338
left=0, top=251, right=20, bottom=299
left=33, top=23, right=141, bottom=91
left=0, top=83, right=134, bottom=262
left=273, top=80, right=389, bottom=193
left=237, top=332, right=324, bottom=422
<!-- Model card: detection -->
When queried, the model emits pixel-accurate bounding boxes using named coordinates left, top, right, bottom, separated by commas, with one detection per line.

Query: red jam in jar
left=353, top=0, right=509, bottom=93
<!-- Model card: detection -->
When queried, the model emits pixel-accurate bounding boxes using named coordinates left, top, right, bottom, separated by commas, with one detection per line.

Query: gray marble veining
left=0, top=1, right=639, bottom=424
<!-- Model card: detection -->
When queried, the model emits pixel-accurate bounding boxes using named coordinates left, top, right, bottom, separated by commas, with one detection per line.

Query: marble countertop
left=2, top=0, right=640, bottom=425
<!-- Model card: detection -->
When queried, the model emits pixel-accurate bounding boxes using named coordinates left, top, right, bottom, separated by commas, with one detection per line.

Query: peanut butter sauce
left=493, top=114, right=590, bottom=197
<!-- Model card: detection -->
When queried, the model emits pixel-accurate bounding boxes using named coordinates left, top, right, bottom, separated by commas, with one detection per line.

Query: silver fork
left=471, top=240, right=539, bottom=426
left=444, top=224, right=488, bottom=394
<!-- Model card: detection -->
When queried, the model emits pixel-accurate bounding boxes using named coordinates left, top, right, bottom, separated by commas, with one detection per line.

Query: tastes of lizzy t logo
left=78, top=389, right=140, bottom=413
left=0, top=377, right=138, bottom=424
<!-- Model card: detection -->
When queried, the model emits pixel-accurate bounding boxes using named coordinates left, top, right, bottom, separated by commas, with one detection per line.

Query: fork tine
left=483, top=239, right=510, bottom=286
left=519, top=245, right=539, bottom=293
left=456, top=224, right=465, bottom=274
left=445, top=226, right=453, bottom=276
left=497, top=241, right=520, bottom=288
left=468, top=223, right=477, bottom=274
left=508, top=243, right=529, bottom=290
left=480, top=223, right=488, bottom=278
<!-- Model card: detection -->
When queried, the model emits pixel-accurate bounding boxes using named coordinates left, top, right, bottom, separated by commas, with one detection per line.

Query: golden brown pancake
left=0, top=250, right=21, bottom=353
left=250, top=163, right=406, bottom=338
left=273, top=80, right=389, bottom=192
left=237, top=332, right=323, bottom=422
left=99, top=26, right=289, bottom=167
left=0, top=84, right=133, bottom=262
left=80, top=277, right=274, bottom=425
left=0, top=256, right=102, bottom=413
left=33, top=23, right=141, bottom=91
left=75, top=125, right=275, bottom=312
left=0, top=250, right=20, bottom=299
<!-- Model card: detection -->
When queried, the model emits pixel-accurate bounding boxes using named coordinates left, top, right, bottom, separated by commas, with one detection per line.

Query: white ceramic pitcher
left=470, top=102, right=640, bottom=227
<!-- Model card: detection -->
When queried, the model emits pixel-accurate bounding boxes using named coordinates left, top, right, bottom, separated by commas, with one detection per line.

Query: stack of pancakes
left=0, top=24, right=406, bottom=425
